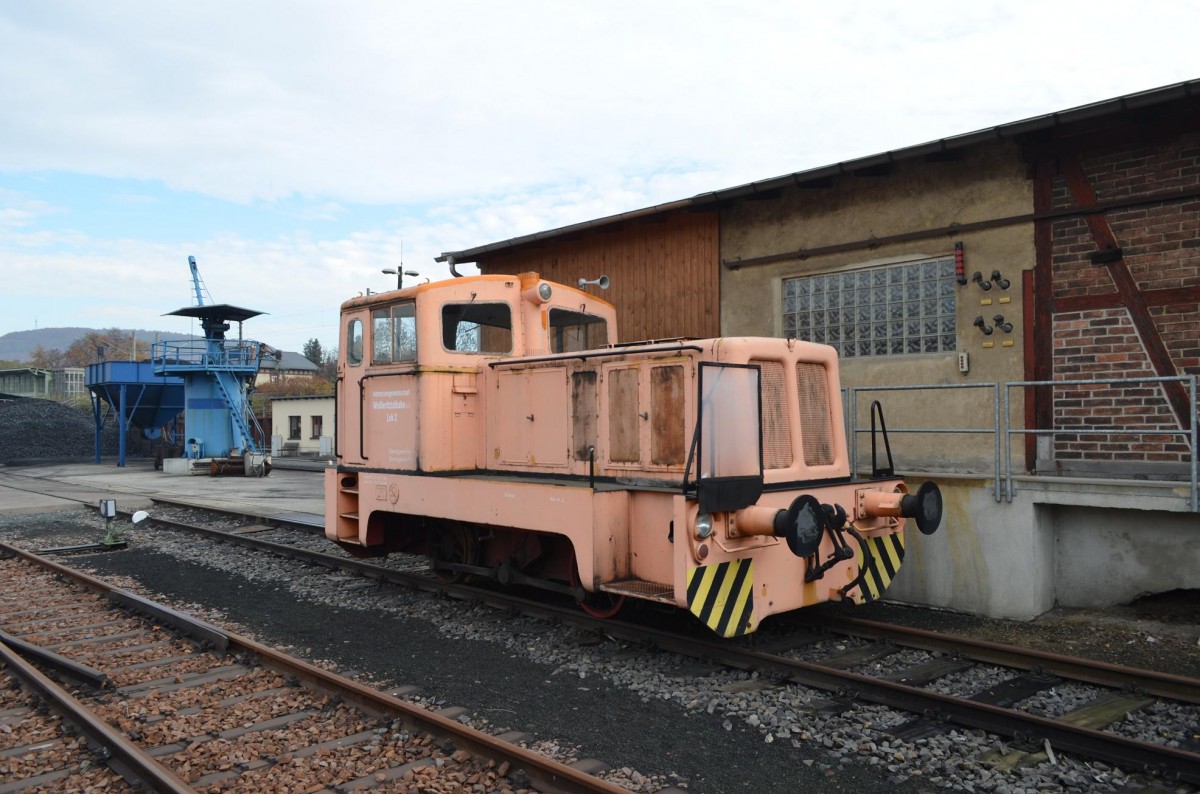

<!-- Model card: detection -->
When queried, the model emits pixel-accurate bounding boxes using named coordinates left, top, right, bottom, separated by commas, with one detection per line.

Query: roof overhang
left=165, top=304, right=266, bottom=323
left=438, top=78, right=1200, bottom=265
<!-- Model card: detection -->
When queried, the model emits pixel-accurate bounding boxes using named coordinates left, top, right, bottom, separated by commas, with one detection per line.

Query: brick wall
left=1051, top=309, right=1189, bottom=463
left=1046, top=130, right=1200, bottom=470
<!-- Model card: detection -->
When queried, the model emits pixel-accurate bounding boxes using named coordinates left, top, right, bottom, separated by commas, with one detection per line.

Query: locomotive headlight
left=537, top=282, right=553, bottom=301
left=695, top=512, right=714, bottom=540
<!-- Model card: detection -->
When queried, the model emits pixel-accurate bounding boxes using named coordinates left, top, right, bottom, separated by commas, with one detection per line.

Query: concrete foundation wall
left=888, top=475, right=1199, bottom=619
left=888, top=477, right=1054, bottom=619
left=1052, top=506, right=1200, bottom=607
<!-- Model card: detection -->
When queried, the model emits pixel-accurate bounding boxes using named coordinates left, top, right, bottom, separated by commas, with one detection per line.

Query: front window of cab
left=550, top=308, right=608, bottom=353
left=442, top=302, right=512, bottom=354
left=346, top=318, right=363, bottom=366
left=372, top=302, right=416, bottom=364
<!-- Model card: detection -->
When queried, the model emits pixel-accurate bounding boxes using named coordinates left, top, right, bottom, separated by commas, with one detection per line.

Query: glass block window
left=782, top=257, right=957, bottom=357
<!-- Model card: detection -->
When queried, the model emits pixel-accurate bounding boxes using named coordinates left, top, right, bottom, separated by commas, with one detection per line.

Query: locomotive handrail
left=868, top=400, right=895, bottom=477
left=334, top=375, right=342, bottom=459
left=1002, top=374, right=1198, bottom=512
left=848, top=382, right=1002, bottom=502
left=487, top=343, right=704, bottom=368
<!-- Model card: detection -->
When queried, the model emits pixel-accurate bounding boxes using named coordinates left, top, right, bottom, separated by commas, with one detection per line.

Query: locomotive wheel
left=570, top=561, right=625, bottom=619
left=432, top=526, right=477, bottom=583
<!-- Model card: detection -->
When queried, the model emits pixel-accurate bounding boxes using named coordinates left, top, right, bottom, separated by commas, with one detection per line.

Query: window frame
left=781, top=256, right=957, bottom=358
left=549, top=308, right=609, bottom=353
left=440, top=300, right=514, bottom=355
left=371, top=301, right=417, bottom=365
left=346, top=318, right=364, bottom=367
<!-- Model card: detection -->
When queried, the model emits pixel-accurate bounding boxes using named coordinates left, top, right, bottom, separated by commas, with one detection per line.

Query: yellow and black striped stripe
left=686, top=559, right=756, bottom=637
left=855, top=532, right=905, bottom=601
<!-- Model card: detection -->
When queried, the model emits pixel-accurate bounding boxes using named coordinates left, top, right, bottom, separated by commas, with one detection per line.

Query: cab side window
left=372, top=302, right=417, bottom=364
left=442, top=302, right=513, bottom=354
left=550, top=309, right=608, bottom=353
left=346, top=318, right=363, bottom=366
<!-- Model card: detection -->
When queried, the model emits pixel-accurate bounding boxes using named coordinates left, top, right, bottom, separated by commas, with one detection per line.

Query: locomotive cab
left=326, top=273, right=941, bottom=637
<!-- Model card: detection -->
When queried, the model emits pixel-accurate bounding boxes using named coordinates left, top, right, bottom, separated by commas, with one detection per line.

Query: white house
left=269, top=393, right=334, bottom=456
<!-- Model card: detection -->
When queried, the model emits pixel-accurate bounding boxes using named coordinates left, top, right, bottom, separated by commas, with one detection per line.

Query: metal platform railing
left=1003, top=375, right=1198, bottom=512
left=843, top=376, right=1198, bottom=512
left=151, top=339, right=261, bottom=373
left=847, top=383, right=1003, bottom=502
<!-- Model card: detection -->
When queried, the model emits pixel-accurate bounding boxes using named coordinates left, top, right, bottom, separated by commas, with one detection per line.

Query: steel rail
left=0, top=541, right=626, bottom=794
left=798, top=615, right=1200, bottom=705
left=18, top=482, right=1195, bottom=787
left=0, top=637, right=195, bottom=794
left=121, top=511, right=1200, bottom=784
left=0, top=626, right=110, bottom=688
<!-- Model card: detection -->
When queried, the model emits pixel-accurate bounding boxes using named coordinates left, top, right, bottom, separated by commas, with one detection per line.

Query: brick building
left=437, top=79, right=1200, bottom=621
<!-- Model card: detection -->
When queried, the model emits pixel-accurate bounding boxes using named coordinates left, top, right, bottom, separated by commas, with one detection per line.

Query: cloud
left=2, top=1, right=1199, bottom=353
left=4, top=2, right=1196, bottom=207
left=0, top=189, right=60, bottom=231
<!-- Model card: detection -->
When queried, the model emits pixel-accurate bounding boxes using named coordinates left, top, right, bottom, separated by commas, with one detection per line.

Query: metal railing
left=151, top=339, right=262, bottom=373
left=844, top=376, right=1198, bottom=512
left=1003, top=375, right=1198, bottom=512
left=847, top=383, right=1003, bottom=502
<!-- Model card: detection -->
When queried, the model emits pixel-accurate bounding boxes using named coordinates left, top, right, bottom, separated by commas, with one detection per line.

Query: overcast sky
left=1, top=1, right=1196, bottom=356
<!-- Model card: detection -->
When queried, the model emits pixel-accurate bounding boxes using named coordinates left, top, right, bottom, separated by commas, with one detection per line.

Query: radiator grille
left=753, top=360, right=793, bottom=469
left=796, top=362, right=834, bottom=466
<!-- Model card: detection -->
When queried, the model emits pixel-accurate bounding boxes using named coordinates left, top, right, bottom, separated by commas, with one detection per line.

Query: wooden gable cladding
left=476, top=211, right=720, bottom=344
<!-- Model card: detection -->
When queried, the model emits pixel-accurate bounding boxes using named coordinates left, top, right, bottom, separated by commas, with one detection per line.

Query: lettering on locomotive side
left=387, top=449, right=416, bottom=466
left=372, top=389, right=412, bottom=411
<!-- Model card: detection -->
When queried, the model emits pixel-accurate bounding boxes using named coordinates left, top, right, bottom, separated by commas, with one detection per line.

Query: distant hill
left=0, top=327, right=195, bottom=364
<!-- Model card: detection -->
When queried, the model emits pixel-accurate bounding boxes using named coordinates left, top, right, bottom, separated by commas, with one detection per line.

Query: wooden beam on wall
left=1060, top=156, right=1193, bottom=430
left=1029, top=159, right=1056, bottom=469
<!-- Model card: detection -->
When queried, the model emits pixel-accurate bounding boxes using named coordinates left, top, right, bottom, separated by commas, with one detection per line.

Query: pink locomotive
left=325, top=273, right=941, bottom=636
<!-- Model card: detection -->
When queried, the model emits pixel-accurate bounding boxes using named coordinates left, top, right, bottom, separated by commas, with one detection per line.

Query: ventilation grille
left=753, top=360, right=793, bottom=469
left=796, top=362, right=833, bottom=466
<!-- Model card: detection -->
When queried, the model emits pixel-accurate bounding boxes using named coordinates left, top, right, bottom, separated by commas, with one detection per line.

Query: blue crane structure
left=151, top=256, right=268, bottom=465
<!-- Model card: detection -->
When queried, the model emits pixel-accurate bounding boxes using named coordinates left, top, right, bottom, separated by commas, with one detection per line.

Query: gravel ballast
left=3, top=508, right=1198, bottom=793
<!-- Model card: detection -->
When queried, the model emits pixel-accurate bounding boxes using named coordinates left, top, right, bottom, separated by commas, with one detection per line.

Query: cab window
left=550, top=308, right=608, bottom=353
left=372, top=302, right=416, bottom=364
left=442, top=302, right=512, bottom=354
left=346, top=318, right=363, bottom=366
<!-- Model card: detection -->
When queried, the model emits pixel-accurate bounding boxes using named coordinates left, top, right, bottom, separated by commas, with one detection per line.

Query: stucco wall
left=719, top=142, right=1033, bottom=474
left=270, top=395, right=335, bottom=455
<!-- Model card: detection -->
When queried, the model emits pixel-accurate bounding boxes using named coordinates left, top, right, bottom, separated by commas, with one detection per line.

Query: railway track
left=127, top=504, right=1200, bottom=786
left=0, top=542, right=628, bottom=793
left=5, top=478, right=1200, bottom=789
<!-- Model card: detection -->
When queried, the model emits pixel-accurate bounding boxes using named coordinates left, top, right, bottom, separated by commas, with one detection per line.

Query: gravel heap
left=8, top=508, right=1195, bottom=794
left=0, top=398, right=128, bottom=463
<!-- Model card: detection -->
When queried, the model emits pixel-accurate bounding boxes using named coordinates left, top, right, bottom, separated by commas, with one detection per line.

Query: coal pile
left=0, top=398, right=132, bottom=463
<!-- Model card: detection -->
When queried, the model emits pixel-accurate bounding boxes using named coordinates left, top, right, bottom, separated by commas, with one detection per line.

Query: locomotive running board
left=599, top=578, right=674, bottom=604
